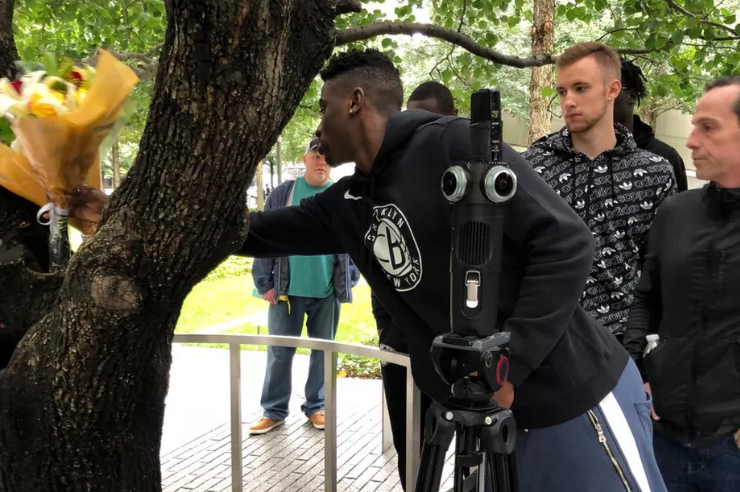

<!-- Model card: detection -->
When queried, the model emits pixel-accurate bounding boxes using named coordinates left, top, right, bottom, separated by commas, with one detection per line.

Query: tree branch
left=335, top=22, right=658, bottom=68
left=596, top=27, right=640, bottom=41
left=81, top=45, right=162, bottom=81
left=666, top=0, right=739, bottom=37
left=333, top=0, right=362, bottom=16
left=336, top=22, right=555, bottom=67
left=457, top=0, right=467, bottom=33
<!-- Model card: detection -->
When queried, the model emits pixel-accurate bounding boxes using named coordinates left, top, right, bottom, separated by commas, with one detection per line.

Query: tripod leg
left=415, top=403, right=455, bottom=492
left=490, top=453, right=518, bottom=492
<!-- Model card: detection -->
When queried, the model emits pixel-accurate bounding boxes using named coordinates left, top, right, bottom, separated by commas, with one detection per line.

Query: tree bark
left=0, top=0, right=354, bottom=490
left=527, top=0, right=555, bottom=145
left=0, top=0, right=17, bottom=79
left=112, top=137, right=121, bottom=189
left=0, top=0, right=54, bottom=370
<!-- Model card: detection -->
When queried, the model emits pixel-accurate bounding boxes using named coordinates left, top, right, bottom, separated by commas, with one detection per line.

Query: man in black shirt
left=614, top=59, right=688, bottom=191
left=624, top=76, right=740, bottom=491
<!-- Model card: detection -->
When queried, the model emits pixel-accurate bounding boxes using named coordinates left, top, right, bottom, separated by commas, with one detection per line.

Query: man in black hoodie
left=241, top=49, right=666, bottom=491
left=613, top=59, right=688, bottom=192
left=371, top=80, right=456, bottom=489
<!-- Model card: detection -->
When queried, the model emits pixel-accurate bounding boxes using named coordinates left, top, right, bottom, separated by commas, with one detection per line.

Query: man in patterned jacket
left=523, top=42, right=676, bottom=341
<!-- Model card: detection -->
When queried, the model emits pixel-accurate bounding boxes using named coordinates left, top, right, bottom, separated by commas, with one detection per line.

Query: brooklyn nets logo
left=364, top=204, right=422, bottom=292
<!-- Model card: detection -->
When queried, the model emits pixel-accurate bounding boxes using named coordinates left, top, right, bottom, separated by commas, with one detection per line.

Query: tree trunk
left=0, top=0, right=53, bottom=370
left=527, top=0, right=555, bottom=145
left=112, top=137, right=121, bottom=189
left=0, top=1, right=355, bottom=490
left=256, top=161, right=265, bottom=210
left=0, top=0, right=17, bottom=80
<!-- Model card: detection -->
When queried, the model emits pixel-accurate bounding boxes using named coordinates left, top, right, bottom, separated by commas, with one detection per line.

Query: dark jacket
left=239, top=110, right=628, bottom=429
left=251, top=179, right=359, bottom=303
left=522, top=124, right=677, bottom=336
left=632, top=115, right=688, bottom=192
left=623, top=183, right=740, bottom=447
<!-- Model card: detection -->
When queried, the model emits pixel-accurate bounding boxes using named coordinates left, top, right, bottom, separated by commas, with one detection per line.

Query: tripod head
left=431, top=89, right=517, bottom=406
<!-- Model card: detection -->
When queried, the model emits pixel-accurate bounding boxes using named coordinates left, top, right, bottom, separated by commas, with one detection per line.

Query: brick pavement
left=160, top=404, right=456, bottom=492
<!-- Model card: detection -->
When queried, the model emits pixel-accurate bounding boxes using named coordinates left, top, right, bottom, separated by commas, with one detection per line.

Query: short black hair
left=705, top=76, right=740, bottom=124
left=620, top=59, right=647, bottom=105
left=320, top=49, right=403, bottom=113
left=408, top=81, right=456, bottom=115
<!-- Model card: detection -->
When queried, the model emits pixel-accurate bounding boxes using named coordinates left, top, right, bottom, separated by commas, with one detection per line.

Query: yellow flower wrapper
left=0, top=50, right=138, bottom=235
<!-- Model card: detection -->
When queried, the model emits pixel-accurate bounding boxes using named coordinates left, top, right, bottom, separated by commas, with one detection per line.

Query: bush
left=337, top=335, right=382, bottom=379
left=205, top=255, right=253, bottom=281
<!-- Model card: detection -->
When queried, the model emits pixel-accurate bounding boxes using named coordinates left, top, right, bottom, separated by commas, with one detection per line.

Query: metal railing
left=172, top=333, right=421, bottom=492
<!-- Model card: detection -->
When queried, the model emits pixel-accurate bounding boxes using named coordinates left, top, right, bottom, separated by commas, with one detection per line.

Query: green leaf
left=566, top=9, right=578, bottom=22
left=441, top=68, right=453, bottom=84
left=541, top=86, right=555, bottom=98
left=41, top=52, right=59, bottom=75
left=671, top=30, right=684, bottom=45
left=0, top=117, right=14, bottom=145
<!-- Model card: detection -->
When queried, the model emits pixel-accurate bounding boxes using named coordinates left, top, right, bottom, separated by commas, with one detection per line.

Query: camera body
left=431, top=89, right=517, bottom=401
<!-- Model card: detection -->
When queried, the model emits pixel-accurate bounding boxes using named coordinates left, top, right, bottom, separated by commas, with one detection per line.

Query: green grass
left=174, top=270, right=379, bottom=355
left=175, top=276, right=267, bottom=334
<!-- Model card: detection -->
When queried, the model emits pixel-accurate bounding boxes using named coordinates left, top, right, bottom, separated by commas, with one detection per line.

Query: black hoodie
left=239, top=110, right=628, bottom=429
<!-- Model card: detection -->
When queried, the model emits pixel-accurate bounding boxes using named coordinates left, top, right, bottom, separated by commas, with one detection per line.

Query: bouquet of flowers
left=0, top=50, right=138, bottom=269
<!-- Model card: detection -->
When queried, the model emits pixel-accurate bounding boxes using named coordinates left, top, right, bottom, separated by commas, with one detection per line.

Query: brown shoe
left=308, top=411, right=325, bottom=430
left=248, top=417, right=285, bottom=435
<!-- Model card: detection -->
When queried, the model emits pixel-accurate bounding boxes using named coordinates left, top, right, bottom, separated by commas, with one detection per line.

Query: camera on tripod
left=416, top=89, right=518, bottom=492
left=432, top=88, right=517, bottom=403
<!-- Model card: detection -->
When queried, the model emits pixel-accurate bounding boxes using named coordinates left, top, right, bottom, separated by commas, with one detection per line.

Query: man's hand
left=70, top=186, right=108, bottom=224
left=644, top=382, right=660, bottom=421
left=734, top=428, right=740, bottom=450
left=261, top=288, right=278, bottom=305
left=493, top=381, right=515, bottom=409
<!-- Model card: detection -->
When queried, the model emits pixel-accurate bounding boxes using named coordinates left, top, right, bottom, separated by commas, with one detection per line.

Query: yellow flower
left=28, top=101, right=58, bottom=117
left=76, top=88, right=88, bottom=105
left=27, top=92, right=68, bottom=117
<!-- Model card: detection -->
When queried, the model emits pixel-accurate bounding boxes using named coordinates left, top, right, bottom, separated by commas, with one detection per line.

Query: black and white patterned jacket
left=522, top=124, right=677, bottom=336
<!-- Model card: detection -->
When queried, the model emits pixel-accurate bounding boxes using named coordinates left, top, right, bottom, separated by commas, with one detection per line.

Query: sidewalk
left=161, top=345, right=412, bottom=491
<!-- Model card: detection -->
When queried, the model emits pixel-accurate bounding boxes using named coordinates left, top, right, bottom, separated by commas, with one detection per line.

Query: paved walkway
left=160, top=345, right=454, bottom=491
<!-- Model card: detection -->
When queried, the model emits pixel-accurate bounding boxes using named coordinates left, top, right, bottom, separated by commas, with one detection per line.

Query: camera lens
left=441, top=166, right=470, bottom=203
left=483, top=166, right=517, bottom=203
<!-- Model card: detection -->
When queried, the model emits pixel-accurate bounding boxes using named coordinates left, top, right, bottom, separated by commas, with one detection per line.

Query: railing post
left=405, top=367, right=421, bottom=492
left=381, top=383, right=394, bottom=451
left=324, top=349, right=338, bottom=492
left=229, top=343, right=243, bottom=492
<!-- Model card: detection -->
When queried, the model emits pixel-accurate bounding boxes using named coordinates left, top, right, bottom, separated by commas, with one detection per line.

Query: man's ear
left=349, top=87, right=365, bottom=114
left=606, top=78, right=622, bottom=102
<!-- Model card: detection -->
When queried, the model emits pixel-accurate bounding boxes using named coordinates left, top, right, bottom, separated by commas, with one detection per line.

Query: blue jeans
left=654, top=431, right=740, bottom=492
left=261, top=294, right=339, bottom=421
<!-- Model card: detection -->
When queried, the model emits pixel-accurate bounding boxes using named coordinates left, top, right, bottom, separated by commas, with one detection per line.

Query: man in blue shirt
left=250, top=137, right=358, bottom=434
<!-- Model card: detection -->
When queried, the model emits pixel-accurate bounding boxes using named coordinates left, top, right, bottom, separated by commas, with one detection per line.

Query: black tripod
left=416, top=88, right=519, bottom=492
left=414, top=334, right=518, bottom=492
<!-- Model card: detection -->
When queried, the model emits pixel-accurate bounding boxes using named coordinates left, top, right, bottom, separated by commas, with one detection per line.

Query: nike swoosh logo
left=344, top=190, right=362, bottom=201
